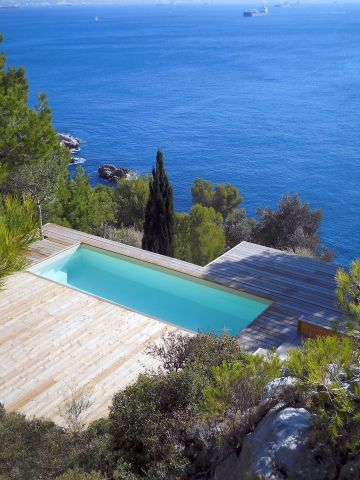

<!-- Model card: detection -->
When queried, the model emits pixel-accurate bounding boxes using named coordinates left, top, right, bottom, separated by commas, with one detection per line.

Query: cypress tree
left=142, top=150, right=175, bottom=256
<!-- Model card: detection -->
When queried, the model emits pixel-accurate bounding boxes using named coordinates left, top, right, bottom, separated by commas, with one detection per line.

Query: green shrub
left=109, top=370, right=207, bottom=476
left=147, top=331, right=247, bottom=375
left=201, top=352, right=282, bottom=421
left=286, top=336, right=360, bottom=444
left=336, top=259, right=360, bottom=335
left=114, top=176, right=150, bottom=230
left=0, top=409, right=72, bottom=479
left=75, top=419, right=114, bottom=476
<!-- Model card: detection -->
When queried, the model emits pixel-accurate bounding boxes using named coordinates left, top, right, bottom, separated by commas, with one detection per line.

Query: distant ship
left=243, top=6, right=269, bottom=16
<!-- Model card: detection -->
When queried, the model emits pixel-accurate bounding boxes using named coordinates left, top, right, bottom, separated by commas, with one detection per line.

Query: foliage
left=146, top=331, right=247, bottom=376
left=285, top=336, right=360, bottom=444
left=45, top=168, right=114, bottom=233
left=55, top=471, right=106, bottom=480
left=191, top=178, right=243, bottom=219
left=1, top=334, right=360, bottom=478
left=0, top=195, right=38, bottom=289
left=114, top=175, right=149, bottom=230
left=0, top=37, right=69, bottom=201
left=201, top=352, right=282, bottom=421
left=110, top=332, right=247, bottom=477
left=174, top=212, right=192, bottom=262
left=0, top=408, right=72, bottom=479
left=95, top=223, right=143, bottom=248
left=142, top=150, right=175, bottom=256
left=175, top=206, right=226, bottom=265
left=188, top=204, right=225, bottom=266
left=73, top=419, right=113, bottom=475
left=61, top=387, right=93, bottom=436
left=224, top=208, right=255, bottom=249
left=109, top=371, right=205, bottom=477
left=253, top=194, right=334, bottom=260
left=336, top=259, right=360, bottom=335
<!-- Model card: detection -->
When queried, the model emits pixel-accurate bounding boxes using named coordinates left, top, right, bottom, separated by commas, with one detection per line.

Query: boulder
left=261, top=377, right=298, bottom=405
left=58, top=132, right=80, bottom=151
left=214, top=407, right=337, bottom=480
left=98, top=164, right=130, bottom=183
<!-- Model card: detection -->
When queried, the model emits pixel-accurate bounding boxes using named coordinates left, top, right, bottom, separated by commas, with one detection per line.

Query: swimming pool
left=30, top=245, right=270, bottom=335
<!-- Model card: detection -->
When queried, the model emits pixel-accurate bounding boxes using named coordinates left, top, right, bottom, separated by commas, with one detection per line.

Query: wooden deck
left=29, top=223, right=343, bottom=350
left=0, top=223, right=343, bottom=423
left=205, top=242, right=343, bottom=350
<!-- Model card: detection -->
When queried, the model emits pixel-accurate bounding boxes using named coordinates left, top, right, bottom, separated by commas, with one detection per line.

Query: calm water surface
left=2, top=4, right=360, bottom=264
left=32, top=245, right=270, bottom=334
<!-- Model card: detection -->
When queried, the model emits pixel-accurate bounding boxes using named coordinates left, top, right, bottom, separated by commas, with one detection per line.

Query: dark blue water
left=2, top=4, right=359, bottom=265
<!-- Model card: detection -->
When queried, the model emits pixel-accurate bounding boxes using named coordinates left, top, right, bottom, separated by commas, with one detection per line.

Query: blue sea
left=2, top=4, right=359, bottom=265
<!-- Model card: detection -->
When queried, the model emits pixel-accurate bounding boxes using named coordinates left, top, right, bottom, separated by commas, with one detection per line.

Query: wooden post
left=37, top=199, right=44, bottom=240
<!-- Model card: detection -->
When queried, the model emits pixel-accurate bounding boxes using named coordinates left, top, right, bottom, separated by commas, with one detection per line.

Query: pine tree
left=142, top=150, right=174, bottom=256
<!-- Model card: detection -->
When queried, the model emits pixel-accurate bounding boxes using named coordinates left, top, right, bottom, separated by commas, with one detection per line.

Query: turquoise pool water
left=31, top=246, right=270, bottom=335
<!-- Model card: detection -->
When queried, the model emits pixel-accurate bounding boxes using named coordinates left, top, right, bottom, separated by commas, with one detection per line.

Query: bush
left=191, top=178, right=243, bottom=220
left=285, top=336, right=360, bottom=444
left=114, top=176, right=150, bottom=230
left=109, top=370, right=207, bottom=477
left=146, top=331, right=247, bottom=375
left=201, top=352, right=282, bottom=421
left=55, top=471, right=106, bottom=480
left=0, top=409, right=72, bottom=479
left=224, top=208, right=255, bottom=249
left=253, top=194, right=334, bottom=260
left=188, top=205, right=225, bottom=266
left=95, top=223, right=143, bottom=248
left=336, top=259, right=360, bottom=335
left=45, top=169, right=114, bottom=233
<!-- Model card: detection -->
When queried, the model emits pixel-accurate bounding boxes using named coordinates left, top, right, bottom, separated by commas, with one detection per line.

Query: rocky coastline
left=97, top=164, right=136, bottom=183
left=58, top=132, right=137, bottom=182
left=58, top=132, right=81, bottom=164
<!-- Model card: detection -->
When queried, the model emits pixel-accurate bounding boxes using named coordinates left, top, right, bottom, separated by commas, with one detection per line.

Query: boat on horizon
left=243, top=5, right=269, bottom=17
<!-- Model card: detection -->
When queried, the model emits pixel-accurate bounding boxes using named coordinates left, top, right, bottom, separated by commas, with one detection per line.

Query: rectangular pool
left=30, top=245, right=270, bottom=335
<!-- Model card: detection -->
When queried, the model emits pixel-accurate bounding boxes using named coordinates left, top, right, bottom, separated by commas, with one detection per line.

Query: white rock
left=261, top=377, right=297, bottom=404
left=213, top=408, right=338, bottom=479
left=237, top=407, right=312, bottom=479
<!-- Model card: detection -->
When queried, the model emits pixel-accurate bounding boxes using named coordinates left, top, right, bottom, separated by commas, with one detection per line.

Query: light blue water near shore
left=2, top=4, right=360, bottom=265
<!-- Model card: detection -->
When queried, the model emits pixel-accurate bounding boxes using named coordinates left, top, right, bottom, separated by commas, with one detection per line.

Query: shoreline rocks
left=58, top=132, right=81, bottom=163
left=58, top=132, right=81, bottom=151
left=98, top=164, right=135, bottom=183
left=58, top=133, right=137, bottom=181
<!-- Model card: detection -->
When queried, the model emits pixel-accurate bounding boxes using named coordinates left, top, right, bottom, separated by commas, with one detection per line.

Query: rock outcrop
left=58, top=133, right=81, bottom=163
left=237, top=407, right=312, bottom=479
left=58, top=132, right=80, bottom=151
left=98, top=164, right=132, bottom=183
left=261, top=376, right=298, bottom=405
left=213, top=407, right=337, bottom=480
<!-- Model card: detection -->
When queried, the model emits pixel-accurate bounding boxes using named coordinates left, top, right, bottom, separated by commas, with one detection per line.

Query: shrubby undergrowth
left=0, top=333, right=359, bottom=480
